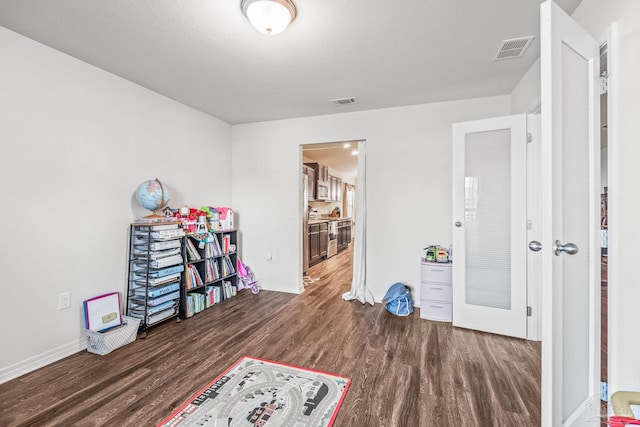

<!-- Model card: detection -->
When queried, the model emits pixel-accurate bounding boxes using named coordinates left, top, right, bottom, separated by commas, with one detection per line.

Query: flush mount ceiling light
left=241, top=0, right=296, bottom=35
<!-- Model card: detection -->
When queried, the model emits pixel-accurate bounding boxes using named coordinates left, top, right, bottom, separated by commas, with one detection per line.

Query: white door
left=452, top=114, right=528, bottom=339
left=540, top=1, right=601, bottom=425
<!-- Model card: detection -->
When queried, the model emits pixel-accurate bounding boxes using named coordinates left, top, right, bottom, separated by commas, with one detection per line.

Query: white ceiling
left=0, top=0, right=582, bottom=125
left=302, top=141, right=360, bottom=180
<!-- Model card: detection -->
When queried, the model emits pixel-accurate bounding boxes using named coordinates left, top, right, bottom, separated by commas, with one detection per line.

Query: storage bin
left=420, top=262, right=452, bottom=283
left=86, top=316, right=140, bottom=355
left=421, top=282, right=453, bottom=302
left=420, top=301, right=453, bottom=322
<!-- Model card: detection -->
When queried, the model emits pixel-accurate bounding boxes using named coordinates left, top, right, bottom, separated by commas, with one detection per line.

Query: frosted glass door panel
left=465, top=129, right=511, bottom=310
left=451, top=114, right=527, bottom=339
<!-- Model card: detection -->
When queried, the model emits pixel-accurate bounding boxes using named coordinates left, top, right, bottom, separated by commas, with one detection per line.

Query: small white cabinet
left=420, top=260, right=453, bottom=322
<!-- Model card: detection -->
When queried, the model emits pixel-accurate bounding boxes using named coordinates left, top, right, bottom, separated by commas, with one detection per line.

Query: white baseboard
left=257, top=283, right=300, bottom=294
left=0, top=337, right=86, bottom=385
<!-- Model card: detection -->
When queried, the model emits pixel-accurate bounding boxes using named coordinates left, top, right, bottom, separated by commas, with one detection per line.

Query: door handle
left=528, top=241, right=542, bottom=252
left=454, top=221, right=462, bottom=228
left=554, top=240, right=579, bottom=256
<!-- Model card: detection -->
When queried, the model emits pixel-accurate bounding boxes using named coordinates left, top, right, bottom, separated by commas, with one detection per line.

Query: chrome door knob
left=455, top=221, right=462, bottom=228
left=555, top=240, right=579, bottom=256
left=528, top=241, right=542, bottom=252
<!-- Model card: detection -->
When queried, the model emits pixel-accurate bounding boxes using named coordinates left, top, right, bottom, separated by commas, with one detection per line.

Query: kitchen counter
left=308, top=217, right=351, bottom=225
left=308, top=219, right=329, bottom=225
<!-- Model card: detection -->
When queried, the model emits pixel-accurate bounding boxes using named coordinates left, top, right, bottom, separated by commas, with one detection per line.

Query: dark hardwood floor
left=0, top=245, right=541, bottom=426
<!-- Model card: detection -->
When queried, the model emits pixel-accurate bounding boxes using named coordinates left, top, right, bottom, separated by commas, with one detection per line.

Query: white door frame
left=600, top=22, right=618, bottom=407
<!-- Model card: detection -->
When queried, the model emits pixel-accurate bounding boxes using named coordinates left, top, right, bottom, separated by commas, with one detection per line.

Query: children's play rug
left=157, top=356, right=351, bottom=427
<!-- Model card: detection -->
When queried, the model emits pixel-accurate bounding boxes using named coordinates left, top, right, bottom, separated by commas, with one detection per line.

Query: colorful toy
left=237, top=258, right=260, bottom=294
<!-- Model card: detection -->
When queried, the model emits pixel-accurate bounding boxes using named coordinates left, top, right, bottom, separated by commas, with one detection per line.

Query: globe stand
left=144, top=210, right=167, bottom=219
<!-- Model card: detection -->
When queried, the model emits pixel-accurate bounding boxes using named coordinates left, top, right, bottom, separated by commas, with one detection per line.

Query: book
left=223, top=234, right=231, bottom=254
left=186, top=264, right=204, bottom=289
left=130, top=282, right=180, bottom=298
left=185, top=238, right=202, bottom=261
left=221, top=255, right=235, bottom=277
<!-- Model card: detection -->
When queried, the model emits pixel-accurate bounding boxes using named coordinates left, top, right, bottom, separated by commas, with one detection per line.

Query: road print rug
left=157, top=356, right=351, bottom=427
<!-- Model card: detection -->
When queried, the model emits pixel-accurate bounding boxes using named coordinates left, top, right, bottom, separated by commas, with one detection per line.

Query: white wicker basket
left=86, top=315, right=140, bottom=355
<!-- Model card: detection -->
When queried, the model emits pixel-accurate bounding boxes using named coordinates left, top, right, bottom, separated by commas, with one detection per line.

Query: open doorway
left=300, top=141, right=359, bottom=289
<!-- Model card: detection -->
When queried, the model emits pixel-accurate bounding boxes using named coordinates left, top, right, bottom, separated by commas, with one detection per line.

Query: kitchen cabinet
left=303, top=165, right=315, bottom=200
left=304, top=162, right=330, bottom=201
left=309, top=224, right=321, bottom=265
left=337, top=219, right=351, bottom=251
left=304, top=163, right=329, bottom=184
left=319, top=222, right=328, bottom=257
left=308, top=222, right=328, bottom=266
left=328, top=175, right=343, bottom=202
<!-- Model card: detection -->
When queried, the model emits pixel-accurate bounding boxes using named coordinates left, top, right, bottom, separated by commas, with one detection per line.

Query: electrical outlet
left=267, top=252, right=273, bottom=261
left=58, top=292, right=71, bottom=310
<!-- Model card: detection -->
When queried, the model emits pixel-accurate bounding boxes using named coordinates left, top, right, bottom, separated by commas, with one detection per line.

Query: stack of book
left=221, top=255, right=235, bottom=277
left=185, top=264, right=204, bottom=290
left=185, top=292, right=206, bottom=317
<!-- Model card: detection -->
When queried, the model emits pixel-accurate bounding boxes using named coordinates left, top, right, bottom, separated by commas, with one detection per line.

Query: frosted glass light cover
left=246, top=1, right=293, bottom=35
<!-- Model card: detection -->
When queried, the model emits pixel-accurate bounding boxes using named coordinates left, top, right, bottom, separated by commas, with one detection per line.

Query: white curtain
left=343, top=140, right=374, bottom=305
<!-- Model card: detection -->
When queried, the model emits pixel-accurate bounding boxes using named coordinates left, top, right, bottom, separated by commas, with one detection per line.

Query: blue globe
left=135, top=179, right=170, bottom=213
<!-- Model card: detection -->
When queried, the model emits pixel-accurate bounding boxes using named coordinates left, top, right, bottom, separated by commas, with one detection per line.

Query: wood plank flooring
left=0, top=246, right=541, bottom=426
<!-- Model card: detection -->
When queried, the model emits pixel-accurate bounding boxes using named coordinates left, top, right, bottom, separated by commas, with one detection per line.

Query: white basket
left=86, top=316, right=140, bottom=355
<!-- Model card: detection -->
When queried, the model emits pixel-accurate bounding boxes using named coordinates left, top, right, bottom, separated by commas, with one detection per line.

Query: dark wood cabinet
left=303, top=165, right=315, bottom=200
left=319, top=223, right=328, bottom=257
left=304, top=162, right=330, bottom=201
left=327, top=175, right=343, bottom=202
left=308, top=222, right=328, bottom=266
left=337, top=220, right=351, bottom=251
left=309, top=224, right=321, bottom=265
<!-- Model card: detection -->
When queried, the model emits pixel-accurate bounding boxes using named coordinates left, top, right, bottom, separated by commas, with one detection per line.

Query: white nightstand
left=420, top=260, right=453, bottom=322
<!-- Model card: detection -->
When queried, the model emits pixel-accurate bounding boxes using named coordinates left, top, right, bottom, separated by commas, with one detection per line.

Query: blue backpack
left=382, top=283, right=414, bottom=316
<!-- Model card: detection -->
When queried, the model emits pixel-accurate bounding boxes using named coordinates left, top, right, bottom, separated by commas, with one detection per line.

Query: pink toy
left=237, top=258, right=259, bottom=294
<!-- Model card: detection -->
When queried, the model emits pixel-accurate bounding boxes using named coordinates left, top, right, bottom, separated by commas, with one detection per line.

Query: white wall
left=0, top=27, right=232, bottom=381
left=510, top=0, right=640, bottom=398
left=231, top=97, right=510, bottom=298
left=511, top=58, right=541, bottom=115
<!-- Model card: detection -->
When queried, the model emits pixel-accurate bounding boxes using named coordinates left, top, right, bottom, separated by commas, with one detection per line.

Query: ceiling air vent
left=494, top=36, right=534, bottom=61
left=330, top=97, right=358, bottom=106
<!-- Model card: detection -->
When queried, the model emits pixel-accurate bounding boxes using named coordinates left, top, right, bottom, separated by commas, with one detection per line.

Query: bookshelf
left=180, top=229, right=238, bottom=319
left=126, top=222, right=185, bottom=337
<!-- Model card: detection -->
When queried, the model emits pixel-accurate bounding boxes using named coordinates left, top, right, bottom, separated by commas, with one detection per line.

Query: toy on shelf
left=199, top=206, right=221, bottom=231
left=194, top=211, right=208, bottom=235
left=173, top=206, right=197, bottom=234
left=423, top=245, right=449, bottom=263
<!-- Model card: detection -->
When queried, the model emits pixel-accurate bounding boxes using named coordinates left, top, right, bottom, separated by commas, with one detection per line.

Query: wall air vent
left=330, top=97, right=358, bottom=105
left=494, top=36, right=535, bottom=61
